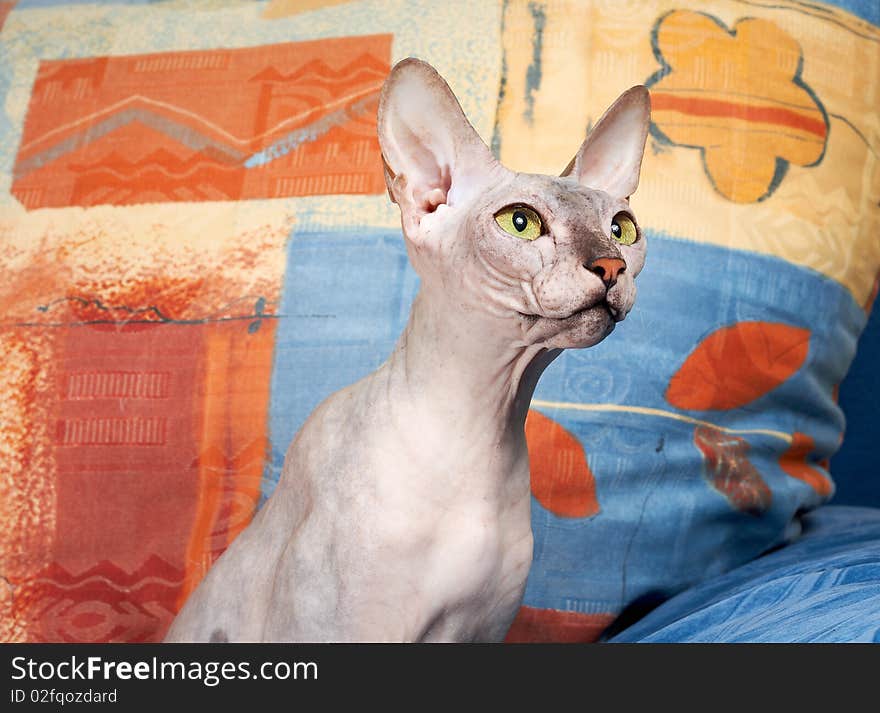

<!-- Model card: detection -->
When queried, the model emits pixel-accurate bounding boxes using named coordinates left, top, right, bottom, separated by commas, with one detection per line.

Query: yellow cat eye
left=611, top=214, right=638, bottom=246
left=495, top=205, right=543, bottom=241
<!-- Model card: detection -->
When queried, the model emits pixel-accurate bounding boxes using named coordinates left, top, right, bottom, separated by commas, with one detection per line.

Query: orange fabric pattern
left=666, top=321, right=811, bottom=411
left=505, top=606, right=615, bottom=643
left=525, top=409, right=600, bottom=519
left=648, top=11, right=828, bottom=204
left=0, top=203, right=289, bottom=641
left=693, top=426, right=773, bottom=515
left=12, top=35, right=390, bottom=209
left=780, top=432, right=834, bottom=499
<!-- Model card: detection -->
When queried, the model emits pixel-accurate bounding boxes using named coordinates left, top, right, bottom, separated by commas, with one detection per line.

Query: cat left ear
left=562, top=86, right=651, bottom=199
left=378, top=58, right=495, bottom=230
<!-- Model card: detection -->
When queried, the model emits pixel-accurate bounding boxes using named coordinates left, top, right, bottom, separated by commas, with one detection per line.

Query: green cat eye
left=495, top=205, right=543, bottom=241
left=611, top=214, right=638, bottom=246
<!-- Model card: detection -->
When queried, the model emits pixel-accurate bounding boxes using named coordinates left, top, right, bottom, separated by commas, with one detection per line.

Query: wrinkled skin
left=165, top=59, right=650, bottom=643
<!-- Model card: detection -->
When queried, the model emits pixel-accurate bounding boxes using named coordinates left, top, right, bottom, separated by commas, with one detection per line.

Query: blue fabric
left=610, top=505, right=880, bottom=642
left=820, top=0, right=880, bottom=25
left=833, top=304, right=880, bottom=508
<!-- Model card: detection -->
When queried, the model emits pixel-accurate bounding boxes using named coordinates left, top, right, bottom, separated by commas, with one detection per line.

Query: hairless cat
left=165, top=58, right=650, bottom=643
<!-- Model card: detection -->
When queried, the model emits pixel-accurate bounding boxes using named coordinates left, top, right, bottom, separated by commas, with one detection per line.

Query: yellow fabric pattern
left=495, top=0, right=880, bottom=307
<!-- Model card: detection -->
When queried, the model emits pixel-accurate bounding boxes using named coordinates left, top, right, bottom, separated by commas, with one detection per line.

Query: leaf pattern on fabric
left=780, top=432, right=833, bottom=498
left=525, top=409, right=599, bottom=518
left=693, top=425, right=772, bottom=516
left=667, top=321, right=810, bottom=411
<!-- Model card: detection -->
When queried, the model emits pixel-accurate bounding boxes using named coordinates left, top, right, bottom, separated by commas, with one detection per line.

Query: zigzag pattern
left=16, top=556, right=185, bottom=643
left=12, top=36, right=391, bottom=208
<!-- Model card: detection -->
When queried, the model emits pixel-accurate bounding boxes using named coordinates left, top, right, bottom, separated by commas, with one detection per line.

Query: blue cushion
left=609, top=505, right=880, bottom=642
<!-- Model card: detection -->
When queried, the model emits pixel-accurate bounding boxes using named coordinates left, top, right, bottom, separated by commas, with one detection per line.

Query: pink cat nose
left=588, top=257, right=626, bottom=289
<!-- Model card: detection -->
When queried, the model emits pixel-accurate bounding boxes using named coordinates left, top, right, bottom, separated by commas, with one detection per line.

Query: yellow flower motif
left=648, top=10, right=829, bottom=203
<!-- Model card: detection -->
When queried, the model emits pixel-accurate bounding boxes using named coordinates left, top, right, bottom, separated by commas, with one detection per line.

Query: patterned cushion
left=495, top=0, right=880, bottom=641
left=0, top=0, right=877, bottom=643
left=0, top=0, right=502, bottom=643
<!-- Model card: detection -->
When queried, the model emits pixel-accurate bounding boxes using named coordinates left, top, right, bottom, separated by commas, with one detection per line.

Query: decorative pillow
left=0, top=0, right=502, bottom=642
left=493, top=0, right=880, bottom=641
left=1, top=0, right=878, bottom=644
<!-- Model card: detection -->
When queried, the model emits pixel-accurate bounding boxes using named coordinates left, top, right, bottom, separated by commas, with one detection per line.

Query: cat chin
left=522, top=303, right=616, bottom=349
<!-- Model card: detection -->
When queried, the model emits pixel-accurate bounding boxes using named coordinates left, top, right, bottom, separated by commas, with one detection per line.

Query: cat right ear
left=562, top=86, right=651, bottom=199
left=378, top=58, right=495, bottom=233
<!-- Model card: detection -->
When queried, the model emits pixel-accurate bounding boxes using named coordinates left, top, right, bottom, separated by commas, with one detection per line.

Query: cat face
left=467, top=173, right=645, bottom=349
left=378, top=59, right=650, bottom=349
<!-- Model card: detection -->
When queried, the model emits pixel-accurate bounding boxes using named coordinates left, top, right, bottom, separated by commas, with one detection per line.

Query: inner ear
left=562, top=86, right=651, bottom=199
left=384, top=117, right=452, bottom=212
left=378, top=58, right=494, bottom=223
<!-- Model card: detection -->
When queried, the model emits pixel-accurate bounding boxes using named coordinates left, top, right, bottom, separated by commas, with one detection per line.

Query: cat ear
left=378, top=58, right=495, bottom=228
left=562, top=86, right=651, bottom=199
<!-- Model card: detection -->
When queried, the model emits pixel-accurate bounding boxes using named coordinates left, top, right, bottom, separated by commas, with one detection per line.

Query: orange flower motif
left=648, top=10, right=828, bottom=203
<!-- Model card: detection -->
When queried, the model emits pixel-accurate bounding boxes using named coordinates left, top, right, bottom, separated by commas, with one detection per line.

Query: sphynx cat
left=165, top=58, right=650, bottom=643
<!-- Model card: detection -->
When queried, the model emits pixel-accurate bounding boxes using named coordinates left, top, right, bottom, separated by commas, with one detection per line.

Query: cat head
left=378, top=58, right=650, bottom=350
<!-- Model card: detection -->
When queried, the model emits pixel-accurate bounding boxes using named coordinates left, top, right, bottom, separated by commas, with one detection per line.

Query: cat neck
left=382, top=287, right=559, bottom=451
